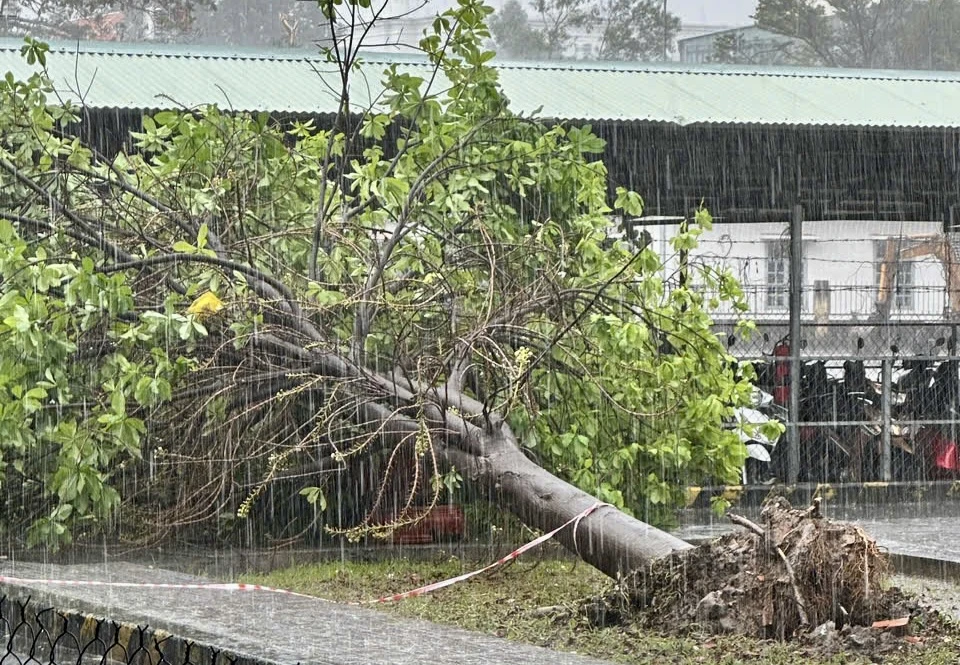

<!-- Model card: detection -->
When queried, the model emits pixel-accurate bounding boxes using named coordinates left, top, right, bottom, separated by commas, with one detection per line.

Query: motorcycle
left=732, top=386, right=784, bottom=485
left=837, top=359, right=884, bottom=482
left=795, top=360, right=853, bottom=482
left=898, top=357, right=960, bottom=479
left=745, top=356, right=845, bottom=483
left=749, top=342, right=960, bottom=483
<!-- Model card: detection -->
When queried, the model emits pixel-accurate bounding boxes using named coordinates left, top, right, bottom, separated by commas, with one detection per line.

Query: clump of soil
left=613, top=497, right=897, bottom=640
left=797, top=586, right=956, bottom=659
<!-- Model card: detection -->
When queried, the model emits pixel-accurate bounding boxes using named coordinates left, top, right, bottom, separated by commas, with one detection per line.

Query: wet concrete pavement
left=894, top=575, right=960, bottom=620
left=1, top=502, right=957, bottom=664
left=0, top=561, right=613, bottom=665
left=675, top=501, right=960, bottom=563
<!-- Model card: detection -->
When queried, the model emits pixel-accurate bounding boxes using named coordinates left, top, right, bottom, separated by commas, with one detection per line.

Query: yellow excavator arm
left=876, top=236, right=960, bottom=318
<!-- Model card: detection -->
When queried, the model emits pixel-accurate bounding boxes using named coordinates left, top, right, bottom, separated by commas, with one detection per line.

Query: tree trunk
left=367, top=398, right=692, bottom=581
left=464, top=425, right=693, bottom=580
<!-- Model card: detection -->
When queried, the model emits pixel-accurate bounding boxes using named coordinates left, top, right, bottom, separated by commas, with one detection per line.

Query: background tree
left=754, top=0, right=960, bottom=70
left=529, top=0, right=595, bottom=58
left=0, top=0, right=337, bottom=47
left=754, top=0, right=903, bottom=68
left=896, top=0, right=960, bottom=70
left=595, top=0, right=680, bottom=61
left=488, top=0, right=550, bottom=59
left=0, top=0, right=763, bottom=583
left=492, top=0, right=680, bottom=61
left=708, top=30, right=796, bottom=66
left=185, top=0, right=334, bottom=48
left=0, top=0, right=211, bottom=40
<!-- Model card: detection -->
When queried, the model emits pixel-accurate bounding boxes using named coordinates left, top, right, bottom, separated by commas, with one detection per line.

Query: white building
left=677, top=25, right=800, bottom=65
left=358, top=0, right=736, bottom=60
left=639, top=219, right=949, bottom=323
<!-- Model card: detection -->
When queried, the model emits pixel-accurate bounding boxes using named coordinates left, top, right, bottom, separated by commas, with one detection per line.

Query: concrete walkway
left=675, top=504, right=960, bottom=563
left=0, top=561, right=612, bottom=665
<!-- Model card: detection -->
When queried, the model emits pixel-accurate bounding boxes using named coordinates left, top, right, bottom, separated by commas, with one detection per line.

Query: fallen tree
left=5, top=2, right=907, bottom=644
left=628, top=497, right=891, bottom=638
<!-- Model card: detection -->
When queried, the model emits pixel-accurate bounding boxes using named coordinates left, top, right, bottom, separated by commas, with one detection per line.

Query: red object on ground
left=932, top=434, right=959, bottom=472
left=872, top=617, right=910, bottom=629
left=773, top=340, right=791, bottom=405
left=916, top=429, right=960, bottom=475
left=391, top=505, right=466, bottom=545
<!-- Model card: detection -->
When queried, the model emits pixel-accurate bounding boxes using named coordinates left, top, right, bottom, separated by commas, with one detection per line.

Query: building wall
left=639, top=220, right=948, bottom=322
left=358, top=0, right=727, bottom=59
left=677, top=25, right=798, bottom=64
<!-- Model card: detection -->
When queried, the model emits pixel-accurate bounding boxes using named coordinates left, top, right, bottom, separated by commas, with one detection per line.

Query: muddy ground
left=586, top=497, right=959, bottom=661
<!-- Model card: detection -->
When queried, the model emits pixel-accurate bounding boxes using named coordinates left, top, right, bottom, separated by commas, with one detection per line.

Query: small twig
left=776, top=545, right=811, bottom=627
left=807, top=496, right=823, bottom=519
left=729, top=513, right=810, bottom=627
left=860, top=529, right=871, bottom=602
left=729, top=513, right=766, bottom=537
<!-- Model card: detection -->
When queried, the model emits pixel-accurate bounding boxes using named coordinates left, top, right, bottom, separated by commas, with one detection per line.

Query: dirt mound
left=618, top=497, right=896, bottom=640
left=797, top=587, right=955, bottom=659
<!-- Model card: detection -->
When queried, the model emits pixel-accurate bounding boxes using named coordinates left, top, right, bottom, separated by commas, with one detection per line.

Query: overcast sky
left=667, top=0, right=757, bottom=27
left=415, top=1, right=758, bottom=30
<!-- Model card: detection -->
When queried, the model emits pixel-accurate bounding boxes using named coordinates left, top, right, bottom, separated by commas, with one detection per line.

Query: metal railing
left=706, top=284, right=950, bottom=322
left=691, top=211, right=960, bottom=484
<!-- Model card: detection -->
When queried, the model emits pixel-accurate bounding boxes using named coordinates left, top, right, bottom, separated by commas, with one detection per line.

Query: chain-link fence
left=0, top=595, right=243, bottom=665
left=643, top=215, right=960, bottom=485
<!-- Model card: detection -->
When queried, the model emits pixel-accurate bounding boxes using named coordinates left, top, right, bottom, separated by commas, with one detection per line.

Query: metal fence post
left=788, top=204, right=803, bottom=484
left=881, top=358, right=892, bottom=481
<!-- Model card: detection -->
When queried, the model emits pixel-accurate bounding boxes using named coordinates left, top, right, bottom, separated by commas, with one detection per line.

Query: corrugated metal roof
left=3, top=38, right=960, bottom=127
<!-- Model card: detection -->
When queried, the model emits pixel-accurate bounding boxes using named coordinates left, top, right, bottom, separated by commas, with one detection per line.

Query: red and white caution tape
left=371, top=501, right=610, bottom=603
left=0, top=501, right=611, bottom=605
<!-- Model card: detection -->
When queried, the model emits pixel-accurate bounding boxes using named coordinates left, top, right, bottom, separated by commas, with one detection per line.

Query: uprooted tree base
left=591, top=497, right=952, bottom=649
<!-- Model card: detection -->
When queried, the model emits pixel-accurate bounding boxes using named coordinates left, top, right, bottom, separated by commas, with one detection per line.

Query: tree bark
left=461, top=424, right=693, bottom=580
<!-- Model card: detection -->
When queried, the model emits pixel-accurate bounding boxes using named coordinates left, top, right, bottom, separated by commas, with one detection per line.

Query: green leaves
left=613, top=187, right=643, bottom=217
left=360, top=113, right=391, bottom=140
left=299, top=487, right=327, bottom=511
left=3, top=304, right=31, bottom=333
left=19, top=37, right=48, bottom=67
left=566, top=125, right=606, bottom=154
left=0, top=163, right=189, bottom=547
left=0, top=0, right=761, bottom=547
left=508, top=207, right=755, bottom=524
left=130, top=114, right=173, bottom=153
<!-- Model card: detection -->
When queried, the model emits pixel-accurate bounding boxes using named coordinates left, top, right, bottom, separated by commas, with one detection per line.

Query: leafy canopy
left=491, top=0, right=680, bottom=61
left=0, top=0, right=762, bottom=548
left=754, top=0, right=960, bottom=70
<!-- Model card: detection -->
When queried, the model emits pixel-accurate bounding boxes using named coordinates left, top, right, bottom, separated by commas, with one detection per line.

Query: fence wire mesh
left=652, top=217, right=960, bottom=485
left=0, top=596, right=239, bottom=665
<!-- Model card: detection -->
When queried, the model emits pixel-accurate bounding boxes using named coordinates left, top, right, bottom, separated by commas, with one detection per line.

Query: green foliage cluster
left=507, top=208, right=761, bottom=521
left=1, top=0, right=208, bottom=41
left=754, top=0, right=960, bottom=70
left=0, top=0, right=767, bottom=548
left=0, top=41, right=200, bottom=546
left=490, top=0, right=680, bottom=61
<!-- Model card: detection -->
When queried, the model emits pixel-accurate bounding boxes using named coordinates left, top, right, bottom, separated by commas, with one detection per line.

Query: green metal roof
left=3, top=38, right=960, bottom=127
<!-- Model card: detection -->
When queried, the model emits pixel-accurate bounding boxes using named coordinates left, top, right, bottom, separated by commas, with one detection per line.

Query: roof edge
left=4, top=37, right=960, bottom=82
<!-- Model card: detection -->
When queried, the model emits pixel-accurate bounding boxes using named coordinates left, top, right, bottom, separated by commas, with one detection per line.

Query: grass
left=243, top=555, right=960, bottom=664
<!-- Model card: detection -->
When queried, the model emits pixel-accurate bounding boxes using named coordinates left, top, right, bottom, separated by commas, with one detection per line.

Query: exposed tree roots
left=606, top=497, right=904, bottom=641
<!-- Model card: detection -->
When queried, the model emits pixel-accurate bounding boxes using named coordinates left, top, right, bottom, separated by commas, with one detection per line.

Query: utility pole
left=662, top=0, right=669, bottom=61
left=788, top=204, right=804, bottom=484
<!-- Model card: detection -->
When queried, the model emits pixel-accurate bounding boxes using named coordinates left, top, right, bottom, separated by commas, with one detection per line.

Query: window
left=874, top=240, right=914, bottom=312
left=766, top=240, right=789, bottom=309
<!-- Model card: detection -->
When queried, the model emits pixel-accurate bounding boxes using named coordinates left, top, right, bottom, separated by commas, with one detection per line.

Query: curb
left=683, top=480, right=960, bottom=510
left=0, top=577, right=270, bottom=665
left=888, top=553, right=960, bottom=585
left=680, top=539, right=960, bottom=585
